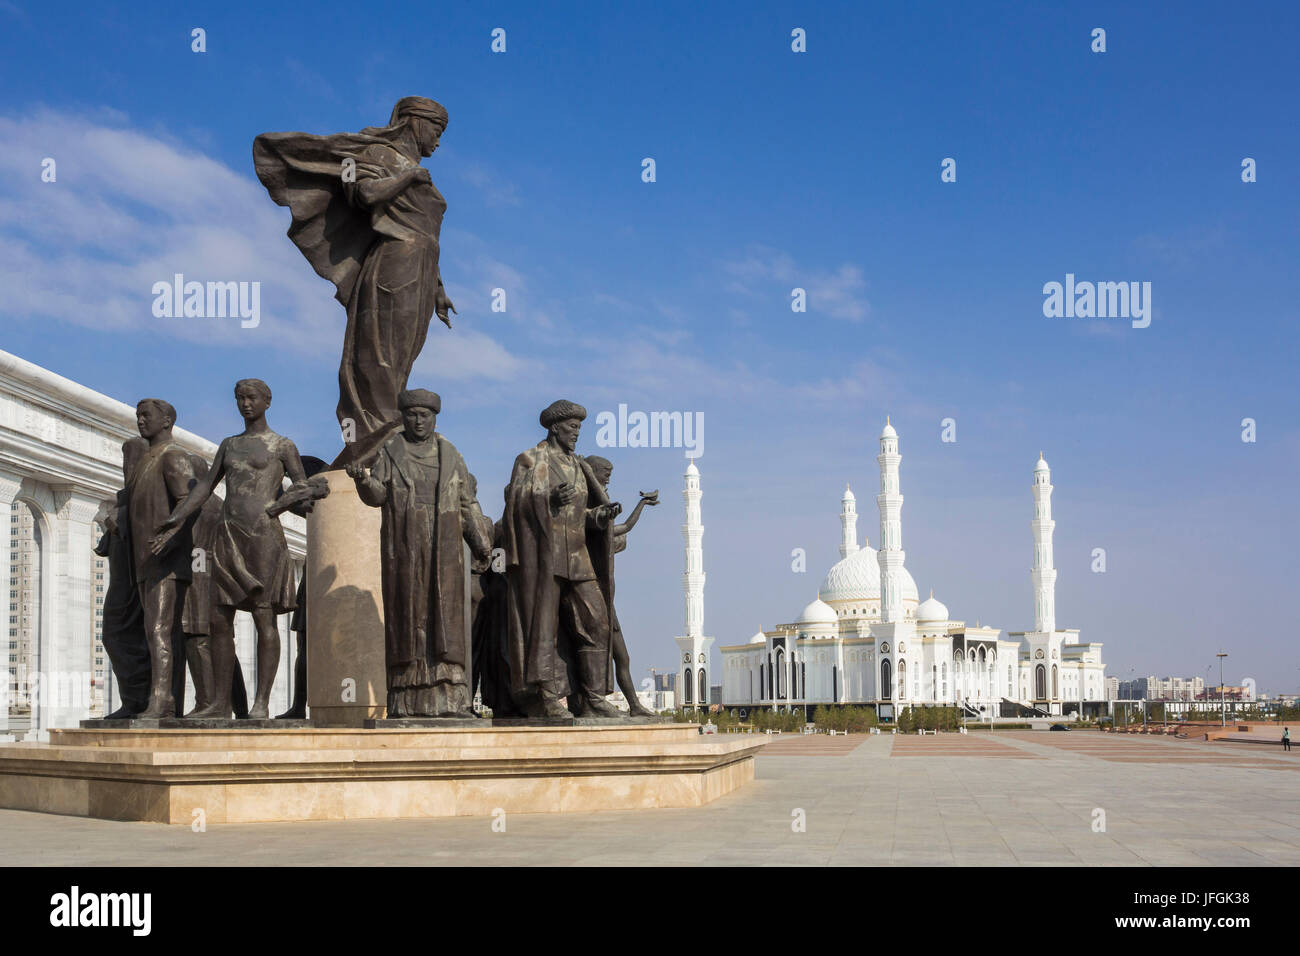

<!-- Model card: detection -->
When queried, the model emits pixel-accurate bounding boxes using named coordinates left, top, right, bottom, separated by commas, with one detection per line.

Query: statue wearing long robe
left=501, top=442, right=615, bottom=713
left=356, top=431, right=491, bottom=717
left=253, top=98, right=454, bottom=456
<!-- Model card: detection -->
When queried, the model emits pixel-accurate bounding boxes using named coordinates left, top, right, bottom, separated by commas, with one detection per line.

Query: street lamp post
left=1217, top=652, right=1228, bottom=728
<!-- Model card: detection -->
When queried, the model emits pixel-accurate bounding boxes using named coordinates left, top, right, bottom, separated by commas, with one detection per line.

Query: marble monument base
left=491, top=716, right=667, bottom=726
left=0, top=724, right=764, bottom=824
left=363, top=718, right=483, bottom=729
left=82, top=718, right=316, bottom=730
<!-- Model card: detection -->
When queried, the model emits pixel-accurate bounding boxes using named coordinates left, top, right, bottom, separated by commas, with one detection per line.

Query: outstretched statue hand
left=345, top=461, right=367, bottom=482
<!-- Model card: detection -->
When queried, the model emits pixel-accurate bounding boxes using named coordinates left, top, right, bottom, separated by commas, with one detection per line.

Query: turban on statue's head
left=398, top=388, right=441, bottom=413
left=539, top=400, right=587, bottom=429
left=389, top=96, right=448, bottom=132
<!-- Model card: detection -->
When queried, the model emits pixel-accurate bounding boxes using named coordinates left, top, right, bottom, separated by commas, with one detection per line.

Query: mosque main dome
left=818, top=546, right=919, bottom=606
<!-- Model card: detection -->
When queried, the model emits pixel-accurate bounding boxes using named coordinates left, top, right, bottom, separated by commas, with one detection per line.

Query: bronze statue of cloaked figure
left=150, top=379, right=327, bottom=719
left=92, top=437, right=152, bottom=718
left=471, top=486, right=520, bottom=718
left=346, top=389, right=492, bottom=718
left=276, top=455, right=329, bottom=720
left=501, top=401, right=623, bottom=719
left=254, top=96, right=457, bottom=462
left=586, top=456, right=659, bottom=718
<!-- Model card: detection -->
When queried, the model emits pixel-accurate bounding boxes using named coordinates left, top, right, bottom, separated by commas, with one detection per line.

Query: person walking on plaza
left=1284, top=727, right=1291, bottom=752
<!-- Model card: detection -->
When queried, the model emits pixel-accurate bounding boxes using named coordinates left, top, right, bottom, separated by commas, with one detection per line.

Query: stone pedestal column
left=45, top=487, right=101, bottom=735
left=306, top=470, right=385, bottom=726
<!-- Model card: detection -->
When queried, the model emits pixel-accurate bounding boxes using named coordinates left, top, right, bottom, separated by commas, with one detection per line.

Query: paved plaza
left=1, top=730, right=1297, bottom=866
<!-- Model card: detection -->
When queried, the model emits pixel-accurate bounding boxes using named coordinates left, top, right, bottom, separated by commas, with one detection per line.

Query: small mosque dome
left=796, top=598, right=838, bottom=626
left=916, top=592, right=949, bottom=623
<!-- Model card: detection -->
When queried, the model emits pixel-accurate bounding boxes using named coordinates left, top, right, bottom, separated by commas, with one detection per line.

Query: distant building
left=719, top=424, right=1107, bottom=718
left=1196, top=685, right=1250, bottom=702
left=646, top=670, right=676, bottom=712
left=1118, top=676, right=1207, bottom=701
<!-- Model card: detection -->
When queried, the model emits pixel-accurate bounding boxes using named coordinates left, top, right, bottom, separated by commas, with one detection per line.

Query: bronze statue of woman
left=254, top=97, right=456, bottom=461
left=587, top=457, right=660, bottom=718
left=150, top=379, right=324, bottom=719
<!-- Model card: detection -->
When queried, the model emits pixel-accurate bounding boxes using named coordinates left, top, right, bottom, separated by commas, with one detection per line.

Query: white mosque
left=716, top=420, right=1107, bottom=719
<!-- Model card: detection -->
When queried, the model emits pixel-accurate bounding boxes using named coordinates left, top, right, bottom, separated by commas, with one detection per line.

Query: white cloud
left=455, top=161, right=521, bottom=207
left=722, top=244, right=870, bottom=321
left=0, top=108, right=528, bottom=376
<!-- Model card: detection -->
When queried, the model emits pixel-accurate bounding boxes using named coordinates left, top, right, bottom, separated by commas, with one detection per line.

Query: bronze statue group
left=96, top=94, right=663, bottom=724
left=98, top=381, right=325, bottom=721
left=349, top=392, right=659, bottom=720
left=99, top=386, right=658, bottom=723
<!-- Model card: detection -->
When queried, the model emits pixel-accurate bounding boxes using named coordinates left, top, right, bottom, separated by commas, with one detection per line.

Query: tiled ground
left=2, top=729, right=1297, bottom=866
left=751, top=732, right=865, bottom=756
left=891, top=733, right=1041, bottom=758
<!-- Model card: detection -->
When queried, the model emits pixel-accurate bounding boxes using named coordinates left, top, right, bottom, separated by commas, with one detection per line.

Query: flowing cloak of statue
left=501, top=443, right=615, bottom=704
left=366, top=432, right=491, bottom=716
left=94, top=487, right=150, bottom=713
left=471, top=519, right=520, bottom=716
left=253, top=130, right=449, bottom=450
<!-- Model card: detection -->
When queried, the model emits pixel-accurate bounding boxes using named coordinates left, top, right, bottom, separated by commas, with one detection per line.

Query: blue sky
left=2, top=1, right=1297, bottom=692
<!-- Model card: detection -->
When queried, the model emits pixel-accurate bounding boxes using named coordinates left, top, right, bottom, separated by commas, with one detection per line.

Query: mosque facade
left=718, top=420, right=1107, bottom=719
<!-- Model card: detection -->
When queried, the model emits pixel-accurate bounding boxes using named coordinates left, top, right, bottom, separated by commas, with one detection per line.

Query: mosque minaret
left=875, top=418, right=906, bottom=624
left=717, top=420, right=1107, bottom=719
left=1032, top=453, right=1057, bottom=635
left=675, top=458, right=714, bottom=708
left=839, top=484, right=858, bottom=559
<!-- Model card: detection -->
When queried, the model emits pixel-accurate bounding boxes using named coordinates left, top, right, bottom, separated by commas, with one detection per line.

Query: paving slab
left=1, top=727, right=1297, bottom=865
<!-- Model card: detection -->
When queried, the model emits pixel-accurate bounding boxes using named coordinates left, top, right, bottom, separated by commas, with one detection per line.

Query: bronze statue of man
left=586, top=456, right=659, bottom=718
left=275, top=455, right=329, bottom=720
left=471, top=486, right=520, bottom=718
left=254, top=96, right=457, bottom=460
left=92, top=436, right=152, bottom=718
left=346, top=389, right=492, bottom=718
left=501, top=401, right=623, bottom=719
left=151, top=379, right=324, bottom=719
left=128, top=400, right=199, bottom=718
